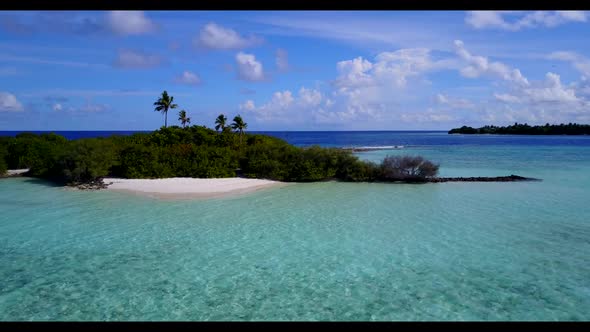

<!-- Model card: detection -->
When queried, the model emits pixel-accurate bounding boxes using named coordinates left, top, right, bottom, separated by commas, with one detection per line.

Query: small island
left=449, top=123, right=590, bottom=135
left=0, top=91, right=539, bottom=198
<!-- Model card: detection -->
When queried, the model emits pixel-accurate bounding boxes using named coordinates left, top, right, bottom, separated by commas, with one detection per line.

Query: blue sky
left=1, top=10, right=590, bottom=130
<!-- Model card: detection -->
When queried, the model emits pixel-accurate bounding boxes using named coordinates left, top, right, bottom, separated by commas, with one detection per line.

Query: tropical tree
left=178, top=110, right=191, bottom=128
left=215, top=114, right=227, bottom=132
left=153, top=90, right=178, bottom=128
left=231, top=114, right=248, bottom=144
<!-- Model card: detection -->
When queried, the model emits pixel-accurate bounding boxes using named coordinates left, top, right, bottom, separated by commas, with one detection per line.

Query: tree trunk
left=165, top=111, right=168, bottom=128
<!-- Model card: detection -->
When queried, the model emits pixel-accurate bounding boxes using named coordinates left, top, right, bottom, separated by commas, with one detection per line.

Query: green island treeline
left=449, top=123, right=590, bottom=135
left=0, top=127, right=440, bottom=185
left=0, top=91, right=440, bottom=184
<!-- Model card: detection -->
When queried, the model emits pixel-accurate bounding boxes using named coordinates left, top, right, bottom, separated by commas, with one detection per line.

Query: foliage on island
left=449, top=123, right=590, bottom=135
left=0, top=142, right=7, bottom=175
left=0, top=91, right=441, bottom=185
left=0, top=128, right=441, bottom=185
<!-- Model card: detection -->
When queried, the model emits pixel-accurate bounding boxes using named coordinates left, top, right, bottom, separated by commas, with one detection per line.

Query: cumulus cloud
left=239, top=100, right=256, bottom=111
left=113, top=49, right=163, bottom=69
left=52, top=103, right=63, bottom=111
left=454, top=40, right=529, bottom=86
left=548, top=51, right=590, bottom=77
left=240, top=88, right=329, bottom=124
left=335, top=57, right=374, bottom=89
left=174, top=71, right=202, bottom=85
left=335, top=48, right=458, bottom=91
left=196, top=23, right=262, bottom=50
left=107, top=11, right=157, bottom=35
left=276, top=48, right=289, bottom=71
left=0, top=92, right=23, bottom=112
left=242, top=47, right=463, bottom=128
left=435, top=94, right=474, bottom=109
left=235, top=52, right=265, bottom=81
left=466, top=11, right=588, bottom=31
left=239, top=40, right=590, bottom=129
left=400, top=109, right=456, bottom=124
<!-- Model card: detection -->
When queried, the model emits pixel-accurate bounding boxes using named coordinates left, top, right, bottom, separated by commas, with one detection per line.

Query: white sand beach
left=103, top=177, right=288, bottom=200
left=6, top=169, right=29, bottom=176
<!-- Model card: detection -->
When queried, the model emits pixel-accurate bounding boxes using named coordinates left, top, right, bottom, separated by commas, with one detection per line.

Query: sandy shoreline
left=102, top=177, right=289, bottom=200
left=5, top=169, right=29, bottom=176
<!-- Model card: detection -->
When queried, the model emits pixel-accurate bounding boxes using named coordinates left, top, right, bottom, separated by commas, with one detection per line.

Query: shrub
left=0, top=144, right=7, bottom=175
left=379, top=155, right=439, bottom=182
left=55, top=139, right=119, bottom=183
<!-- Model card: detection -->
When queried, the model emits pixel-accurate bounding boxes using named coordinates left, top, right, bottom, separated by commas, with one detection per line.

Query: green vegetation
left=215, top=114, right=228, bottom=132
left=379, top=156, right=439, bottom=182
left=231, top=114, right=247, bottom=145
left=0, top=142, right=7, bottom=175
left=449, top=123, right=590, bottom=135
left=153, top=90, right=178, bottom=128
left=178, top=110, right=191, bottom=128
left=0, top=90, right=441, bottom=185
left=0, top=127, right=441, bottom=185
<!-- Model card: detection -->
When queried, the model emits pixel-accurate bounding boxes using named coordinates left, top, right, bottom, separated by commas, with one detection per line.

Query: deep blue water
left=2, top=130, right=590, bottom=148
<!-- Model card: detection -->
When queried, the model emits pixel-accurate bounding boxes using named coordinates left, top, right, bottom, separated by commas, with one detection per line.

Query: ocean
left=1, top=131, right=589, bottom=320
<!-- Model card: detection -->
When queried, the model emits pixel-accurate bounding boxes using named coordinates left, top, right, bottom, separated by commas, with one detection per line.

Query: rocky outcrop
left=71, top=178, right=114, bottom=190
left=428, top=175, right=541, bottom=183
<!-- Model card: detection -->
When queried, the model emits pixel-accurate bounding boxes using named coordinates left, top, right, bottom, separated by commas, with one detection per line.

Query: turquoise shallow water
left=1, top=142, right=590, bottom=320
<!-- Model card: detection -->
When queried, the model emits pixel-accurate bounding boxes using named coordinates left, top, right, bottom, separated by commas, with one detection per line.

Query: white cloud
left=523, top=72, right=579, bottom=103
left=237, top=40, right=590, bottom=129
left=335, top=48, right=458, bottom=91
left=276, top=48, right=289, bottom=71
left=335, top=57, right=374, bottom=89
left=107, top=11, right=156, bottom=35
left=454, top=40, right=529, bottom=86
left=52, top=103, right=63, bottom=111
left=240, top=88, right=326, bottom=124
left=548, top=51, right=590, bottom=77
left=400, top=110, right=456, bottom=124
left=113, top=49, right=162, bottom=69
left=0, top=92, right=23, bottom=112
left=196, top=23, right=262, bottom=50
left=239, top=100, right=255, bottom=111
left=493, top=73, right=581, bottom=105
left=235, top=52, right=264, bottom=81
left=466, top=11, right=588, bottom=31
left=435, top=93, right=474, bottom=109
left=174, top=71, right=201, bottom=85
left=78, top=103, right=109, bottom=113
left=494, top=93, right=522, bottom=103
left=243, top=47, right=462, bottom=128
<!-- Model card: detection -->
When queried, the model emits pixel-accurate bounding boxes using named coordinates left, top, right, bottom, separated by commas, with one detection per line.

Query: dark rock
left=426, top=175, right=541, bottom=183
left=71, top=178, right=112, bottom=190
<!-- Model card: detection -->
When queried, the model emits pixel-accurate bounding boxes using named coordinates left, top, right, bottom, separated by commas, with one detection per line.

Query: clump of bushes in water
left=378, top=156, right=439, bottom=182
left=0, top=126, right=439, bottom=185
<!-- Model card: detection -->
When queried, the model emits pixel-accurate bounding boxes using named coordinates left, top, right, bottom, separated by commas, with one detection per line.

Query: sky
left=1, top=10, right=590, bottom=131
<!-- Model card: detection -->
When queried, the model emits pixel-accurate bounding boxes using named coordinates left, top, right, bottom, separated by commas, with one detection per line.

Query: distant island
left=449, top=123, right=590, bottom=135
left=0, top=91, right=539, bottom=190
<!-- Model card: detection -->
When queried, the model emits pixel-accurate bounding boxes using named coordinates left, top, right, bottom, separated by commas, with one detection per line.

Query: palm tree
left=178, top=110, right=191, bottom=128
left=215, top=114, right=227, bottom=132
left=231, top=114, right=248, bottom=144
left=153, top=90, right=178, bottom=128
